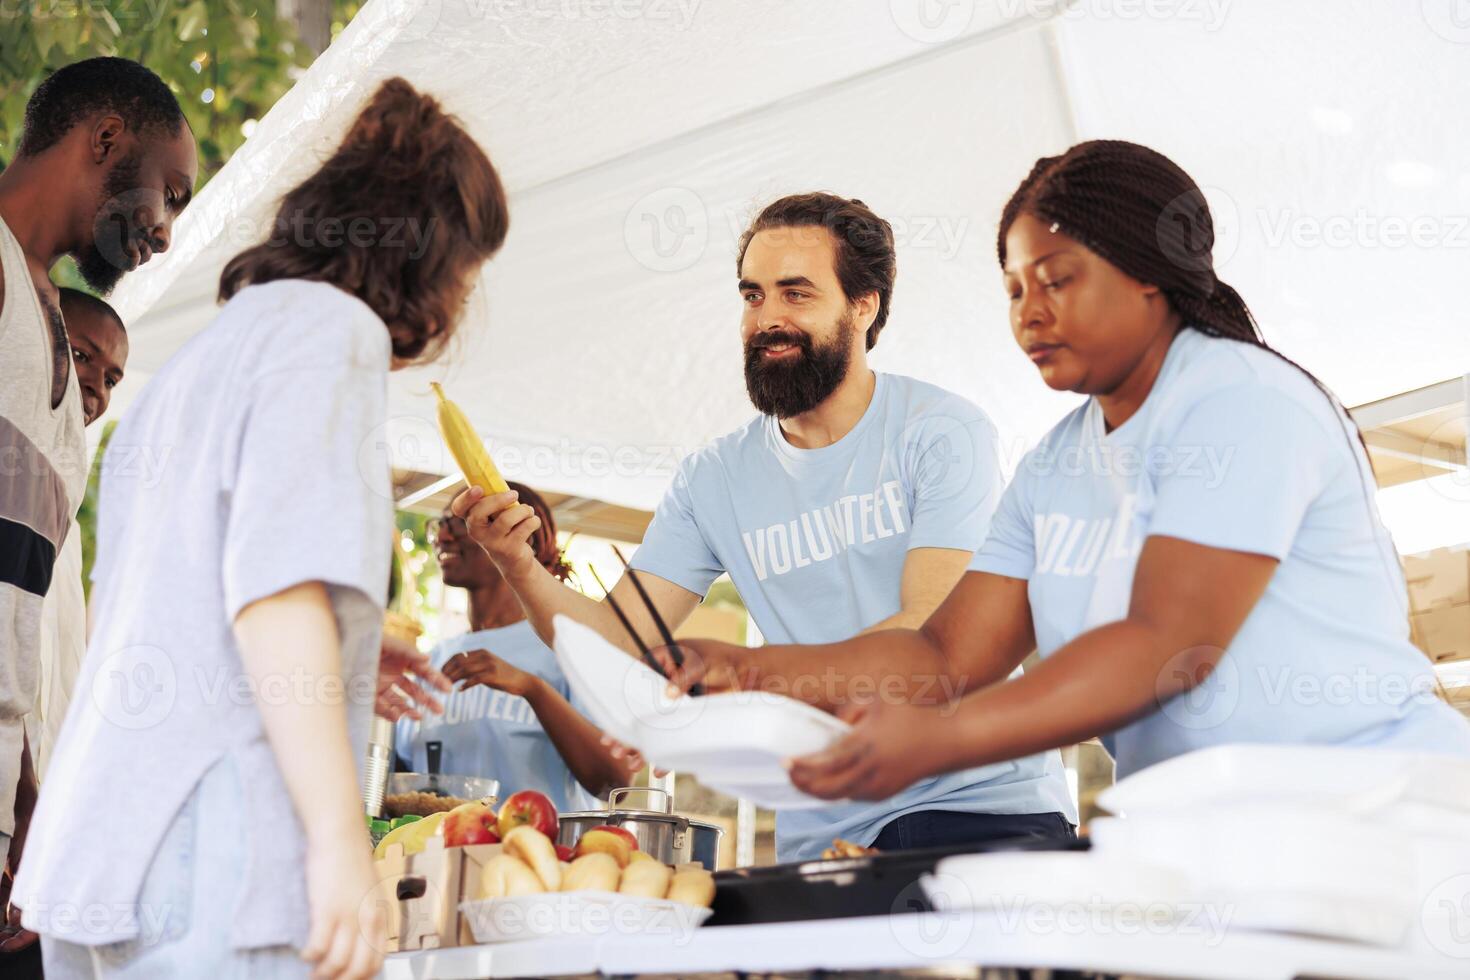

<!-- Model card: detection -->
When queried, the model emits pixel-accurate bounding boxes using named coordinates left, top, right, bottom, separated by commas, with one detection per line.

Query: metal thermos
left=363, top=714, right=395, bottom=817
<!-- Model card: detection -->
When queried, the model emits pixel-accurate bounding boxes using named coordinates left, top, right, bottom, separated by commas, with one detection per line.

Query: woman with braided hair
left=395, top=481, right=627, bottom=808
left=663, top=140, right=1470, bottom=800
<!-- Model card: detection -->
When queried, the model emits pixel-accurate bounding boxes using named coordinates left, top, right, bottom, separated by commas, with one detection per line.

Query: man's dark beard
left=76, top=151, right=146, bottom=295
left=743, top=313, right=855, bottom=418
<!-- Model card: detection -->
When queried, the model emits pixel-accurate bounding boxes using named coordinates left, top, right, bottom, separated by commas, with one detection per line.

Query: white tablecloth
left=381, top=908, right=1470, bottom=980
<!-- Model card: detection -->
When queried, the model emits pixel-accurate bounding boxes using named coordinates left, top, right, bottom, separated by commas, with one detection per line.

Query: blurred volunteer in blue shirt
left=452, top=193, right=1076, bottom=861
left=396, top=483, right=623, bottom=811
left=681, top=141, right=1470, bottom=801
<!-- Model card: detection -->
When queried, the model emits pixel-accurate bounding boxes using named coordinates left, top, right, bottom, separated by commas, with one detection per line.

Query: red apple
left=555, top=844, right=575, bottom=862
left=442, top=802, right=500, bottom=847
left=496, top=790, right=558, bottom=839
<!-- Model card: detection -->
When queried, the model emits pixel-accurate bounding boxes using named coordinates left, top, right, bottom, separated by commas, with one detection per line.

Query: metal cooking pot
left=558, top=787, right=724, bottom=870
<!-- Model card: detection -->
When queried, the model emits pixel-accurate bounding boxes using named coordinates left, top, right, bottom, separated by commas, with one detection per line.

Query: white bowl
left=552, top=614, right=850, bottom=809
left=459, top=891, right=713, bottom=944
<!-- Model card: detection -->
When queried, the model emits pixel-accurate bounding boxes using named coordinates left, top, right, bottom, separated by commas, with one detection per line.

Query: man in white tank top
left=0, top=56, right=195, bottom=956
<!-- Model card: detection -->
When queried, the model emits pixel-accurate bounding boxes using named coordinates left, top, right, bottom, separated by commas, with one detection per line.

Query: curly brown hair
left=219, top=77, right=508, bottom=363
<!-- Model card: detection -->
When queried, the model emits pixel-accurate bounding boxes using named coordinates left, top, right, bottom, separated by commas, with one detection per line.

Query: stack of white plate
left=1089, top=744, right=1470, bottom=950
left=928, top=744, right=1470, bottom=953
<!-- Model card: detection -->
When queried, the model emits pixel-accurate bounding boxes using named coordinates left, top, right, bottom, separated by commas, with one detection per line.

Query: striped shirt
left=0, top=215, right=86, bottom=835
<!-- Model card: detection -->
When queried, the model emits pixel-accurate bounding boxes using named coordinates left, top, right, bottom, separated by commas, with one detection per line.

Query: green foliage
left=703, top=578, right=747, bottom=645
left=4, top=1, right=463, bottom=634
left=391, top=510, right=437, bottom=616
left=3, top=1, right=362, bottom=595
left=330, top=0, right=366, bottom=42
left=705, top=578, right=744, bottom=611
left=0, top=0, right=313, bottom=184
left=76, top=418, right=114, bottom=599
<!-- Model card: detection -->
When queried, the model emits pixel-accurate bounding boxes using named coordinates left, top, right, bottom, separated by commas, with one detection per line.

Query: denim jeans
left=40, top=755, right=309, bottom=980
left=871, top=809, right=1077, bottom=851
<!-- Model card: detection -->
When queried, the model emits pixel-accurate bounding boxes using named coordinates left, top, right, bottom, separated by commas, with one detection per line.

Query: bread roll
left=618, top=858, right=673, bottom=899
left=503, top=825, right=562, bottom=891
left=666, top=868, right=715, bottom=908
left=382, top=611, right=423, bottom=644
left=561, top=852, right=621, bottom=893
left=477, top=854, right=544, bottom=899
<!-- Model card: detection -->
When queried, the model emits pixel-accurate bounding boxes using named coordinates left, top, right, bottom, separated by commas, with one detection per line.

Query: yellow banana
left=373, top=810, right=449, bottom=860
left=430, top=382, right=510, bottom=495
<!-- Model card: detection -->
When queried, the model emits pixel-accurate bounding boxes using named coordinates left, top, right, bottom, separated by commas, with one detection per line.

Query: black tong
left=587, top=546, right=704, bottom=698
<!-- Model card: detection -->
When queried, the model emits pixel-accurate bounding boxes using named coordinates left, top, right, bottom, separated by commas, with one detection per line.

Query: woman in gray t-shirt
left=16, top=78, right=510, bottom=980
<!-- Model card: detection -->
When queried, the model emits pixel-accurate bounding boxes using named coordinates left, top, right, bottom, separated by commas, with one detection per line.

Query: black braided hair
left=997, top=139, right=1371, bottom=466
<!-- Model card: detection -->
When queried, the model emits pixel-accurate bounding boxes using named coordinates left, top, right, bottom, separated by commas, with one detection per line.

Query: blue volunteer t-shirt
left=632, top=371, right=1076, bottom=861
left=972, top=329, right=1470, bottom=779
left=395, top=621, right=601, bottom=815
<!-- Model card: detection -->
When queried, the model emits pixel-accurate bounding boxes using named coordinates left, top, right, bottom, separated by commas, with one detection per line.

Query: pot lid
left=559, top=807, right=724, bottom=836
left=559, top=804, right=686, bottom=823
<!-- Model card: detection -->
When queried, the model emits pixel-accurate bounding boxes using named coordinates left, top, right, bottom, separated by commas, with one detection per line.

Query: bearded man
left=453, top=192, right=1076, bottom=862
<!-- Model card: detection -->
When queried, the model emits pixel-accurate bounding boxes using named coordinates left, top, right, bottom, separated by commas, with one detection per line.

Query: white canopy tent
left=108, top=0, right=1470, bottom=527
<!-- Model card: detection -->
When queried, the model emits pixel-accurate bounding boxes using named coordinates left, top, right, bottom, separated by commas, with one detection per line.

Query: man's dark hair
left=57, top=287, right=126, bottom=334
left=18, top=57, right=186, bottom=158
left=737, top=192, right=897, bottom=350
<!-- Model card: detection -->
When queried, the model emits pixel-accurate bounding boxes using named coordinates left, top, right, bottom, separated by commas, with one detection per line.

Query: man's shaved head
left=18, top=57, right=186, bottom=159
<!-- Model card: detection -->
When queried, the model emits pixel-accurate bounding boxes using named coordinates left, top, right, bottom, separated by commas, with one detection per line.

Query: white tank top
left=0, top=213, right=85, bottom=835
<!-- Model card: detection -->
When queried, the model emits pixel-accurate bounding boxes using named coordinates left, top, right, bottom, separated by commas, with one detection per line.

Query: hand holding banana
left=449, top=486, right=544, bottom=581
left=434, top=383, right=543, bottom=581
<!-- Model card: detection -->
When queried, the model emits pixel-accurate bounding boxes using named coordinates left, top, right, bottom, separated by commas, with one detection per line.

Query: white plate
left=552, top=615, right=850, bottom=809
left=459, top=891, right=713, bottom=944
left=927, top=851, right=1192, bottom=911
left=1098, top=744, right=1470, bottom=817
left=1090, top=807, right=1419, bottom=946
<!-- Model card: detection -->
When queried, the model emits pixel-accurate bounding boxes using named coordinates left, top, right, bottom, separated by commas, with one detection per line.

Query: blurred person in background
left=394, top=482, right=626, bottom=806
left=29, top=289, right=130, bottom=778
left=1, top=290, right=130, bottom=962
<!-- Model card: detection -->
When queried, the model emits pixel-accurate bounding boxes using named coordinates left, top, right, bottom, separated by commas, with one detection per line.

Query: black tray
left=708, top=835, right=1089, bottom=926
